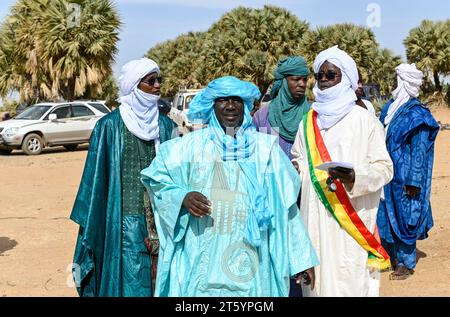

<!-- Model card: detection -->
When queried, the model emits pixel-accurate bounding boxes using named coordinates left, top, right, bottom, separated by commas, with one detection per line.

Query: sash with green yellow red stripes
left=303, top=110, right=391, bottom=270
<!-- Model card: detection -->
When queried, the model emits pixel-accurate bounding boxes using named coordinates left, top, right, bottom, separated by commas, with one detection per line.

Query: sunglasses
left=141, top=76, right=163, bottom=86
left=314, top=71, right=340, bottom=81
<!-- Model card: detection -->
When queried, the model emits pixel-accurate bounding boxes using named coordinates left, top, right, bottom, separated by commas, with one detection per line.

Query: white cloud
left=115, top=0, right=299, bottom=10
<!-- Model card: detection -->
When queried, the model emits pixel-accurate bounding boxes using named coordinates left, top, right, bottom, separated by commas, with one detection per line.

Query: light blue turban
left=187, top=76, right=261, bottom=125
left=187, top=76, right=272, bottom=248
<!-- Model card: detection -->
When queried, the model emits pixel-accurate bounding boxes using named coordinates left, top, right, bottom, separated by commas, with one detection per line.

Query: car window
left=72, top=105, right=95, bottom=117
left=185, top=95, right=195, bottom=109
left=87, top=102, right=110, bottom=114
left=51, top=106, right=72, bottom=119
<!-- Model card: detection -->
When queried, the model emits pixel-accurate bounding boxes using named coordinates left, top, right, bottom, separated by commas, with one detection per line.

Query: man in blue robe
left=377, top=63, right=439, bottom=280
left=141, top=76, right=319, bottom=296
left=70, top=58, right=174, bottom=296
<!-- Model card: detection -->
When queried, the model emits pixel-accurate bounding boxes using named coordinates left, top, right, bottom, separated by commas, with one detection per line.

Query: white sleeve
left=348, top=119, right=393, bottom=198
left=290, top=122, right=304, bottom=172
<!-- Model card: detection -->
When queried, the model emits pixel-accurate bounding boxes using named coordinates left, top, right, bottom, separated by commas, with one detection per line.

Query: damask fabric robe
left=70, top=109, right=173, bottom=297
left=377, top=98, right=439, bottom=269
left=140, top=128, right=319, bottom=297
left=291, top=106, right=394, bottom=297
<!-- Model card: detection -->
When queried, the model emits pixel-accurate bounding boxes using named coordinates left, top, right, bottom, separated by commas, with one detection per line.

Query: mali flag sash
left=303, top=110, right=390, bottom=270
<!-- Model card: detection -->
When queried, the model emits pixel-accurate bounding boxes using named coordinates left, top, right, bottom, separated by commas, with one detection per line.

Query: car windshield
left=15, top=105, right=52, bottom=120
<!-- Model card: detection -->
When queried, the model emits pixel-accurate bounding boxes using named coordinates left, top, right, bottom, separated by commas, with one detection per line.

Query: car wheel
left=64, top=144, right=78, bottom=151
left=22, top=133, right=43, bottom=155
left=0, top=148, right=12, bottom=155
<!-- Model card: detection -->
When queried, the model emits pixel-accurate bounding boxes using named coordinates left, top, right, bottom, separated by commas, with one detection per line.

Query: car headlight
left=4, top=127, right=19, bottom=136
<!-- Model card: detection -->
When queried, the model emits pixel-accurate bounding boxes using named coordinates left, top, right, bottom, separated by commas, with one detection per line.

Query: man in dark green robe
left=70, top=58, right=174, bottom=297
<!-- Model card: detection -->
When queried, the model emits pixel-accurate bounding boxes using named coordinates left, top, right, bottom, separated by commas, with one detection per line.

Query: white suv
left=0, top=101, right=110, bottom=155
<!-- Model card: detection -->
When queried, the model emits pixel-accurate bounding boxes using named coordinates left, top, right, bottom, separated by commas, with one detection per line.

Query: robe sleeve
left=405, top=125, right=429, bottom=189
left=70, top=119, right=108, bottom=296
left=158, top=113, right=176, bottom=143
left=348, top=119, right=394, bottom=199
left=141, top=139, right=190, bottom=244
left=266, top=144, right=319, bottom=278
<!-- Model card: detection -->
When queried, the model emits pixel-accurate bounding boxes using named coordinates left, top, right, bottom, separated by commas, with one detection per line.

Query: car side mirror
left=49, top=113, right=57, bottom=121
left=177, top=104, right=183, bottom=111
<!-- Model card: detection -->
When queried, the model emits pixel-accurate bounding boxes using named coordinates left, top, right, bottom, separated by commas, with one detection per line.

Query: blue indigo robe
left=377, top=98, right=439, bottom=256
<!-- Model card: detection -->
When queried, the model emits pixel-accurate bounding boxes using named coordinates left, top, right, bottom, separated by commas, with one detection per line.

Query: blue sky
left=0, top=0, right=449, bottom=81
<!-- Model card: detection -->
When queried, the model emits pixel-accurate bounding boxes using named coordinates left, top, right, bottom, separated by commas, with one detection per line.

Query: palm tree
left=0, top=0, right=121, bottom=102
left=0, top=0, right=52, bottom=102
left=299, top=23, right=401, bottom=100
left=404, top=19, right=450, bottom=92
left=300, top=24, right=379, bottom=74
left=146, top=5, right=310, bottom=97
left=147, top=32, right=206, bottom=96
left=369, top=48, right=402, bottom=97
left=81, top=74, right=119, bottom=109
left=38, top=0, right=121, bottom=100
left=199, top=5, right=310, bottom=95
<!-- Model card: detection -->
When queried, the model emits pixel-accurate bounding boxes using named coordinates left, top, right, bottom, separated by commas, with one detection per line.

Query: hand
left=182, top=191, right=211, bottom=217
left=404, top=185, right=420, bottom=198
left=295, top=267, right=315, bottom=291
left=292, top=160, right=301, bottom=174
left=328, top=167, right=355, bottom=191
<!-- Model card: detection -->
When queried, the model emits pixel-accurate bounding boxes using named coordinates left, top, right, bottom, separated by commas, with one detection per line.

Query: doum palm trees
left=0, top=0, right=121, bottom=103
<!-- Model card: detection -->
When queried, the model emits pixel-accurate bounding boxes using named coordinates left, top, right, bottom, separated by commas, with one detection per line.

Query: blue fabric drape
left=377, top=98, right=439, bottom=247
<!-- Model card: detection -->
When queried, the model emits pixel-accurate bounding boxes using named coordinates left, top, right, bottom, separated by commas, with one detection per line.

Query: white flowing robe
left=291, top=106, right=393, bottom=297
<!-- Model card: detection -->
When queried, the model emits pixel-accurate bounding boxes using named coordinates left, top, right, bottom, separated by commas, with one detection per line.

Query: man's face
left=214, top=96, right=244, bottom=131
left=356, top=80, right=364, bottom=98
left=286, top=75, right=307, bottom=100
left=138, top=71, right=162, bottom=95
left=316, top=61, right=342, bottom=90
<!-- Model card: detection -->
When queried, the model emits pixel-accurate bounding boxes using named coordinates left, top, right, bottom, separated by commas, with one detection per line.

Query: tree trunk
left=66, top=79, right=76, bottom=101
left=433, top=70, right=442, bottom=92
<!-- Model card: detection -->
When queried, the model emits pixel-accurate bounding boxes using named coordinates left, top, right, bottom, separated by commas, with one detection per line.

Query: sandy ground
left=1, top=108, right=449, bottom=297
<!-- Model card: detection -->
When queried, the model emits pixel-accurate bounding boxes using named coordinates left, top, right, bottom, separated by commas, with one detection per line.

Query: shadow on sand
left=0, top=237, right=18, bottom=256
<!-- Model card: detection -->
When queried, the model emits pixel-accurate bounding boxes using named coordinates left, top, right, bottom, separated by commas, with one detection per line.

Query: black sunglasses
left=314, top=71, right=340, bottom=81
left=141, top=76, right=163, bottom=86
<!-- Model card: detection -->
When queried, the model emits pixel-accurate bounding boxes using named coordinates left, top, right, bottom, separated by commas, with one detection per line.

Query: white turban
left=384, top=63, right=423, bottom=126
left=119, top=57, right=161, bottom=142
left=311, top=46, right=359, bottom=130
left=119, top=58, right=160, bottom=96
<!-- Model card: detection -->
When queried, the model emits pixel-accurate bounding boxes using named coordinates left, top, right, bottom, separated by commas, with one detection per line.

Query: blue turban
left=187, top=76, right=271, bottom=248
left=187, top=76, right=261, bottom=125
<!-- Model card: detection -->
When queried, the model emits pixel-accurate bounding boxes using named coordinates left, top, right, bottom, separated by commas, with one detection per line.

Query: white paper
left=315, top=161, right=354, bottom=172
